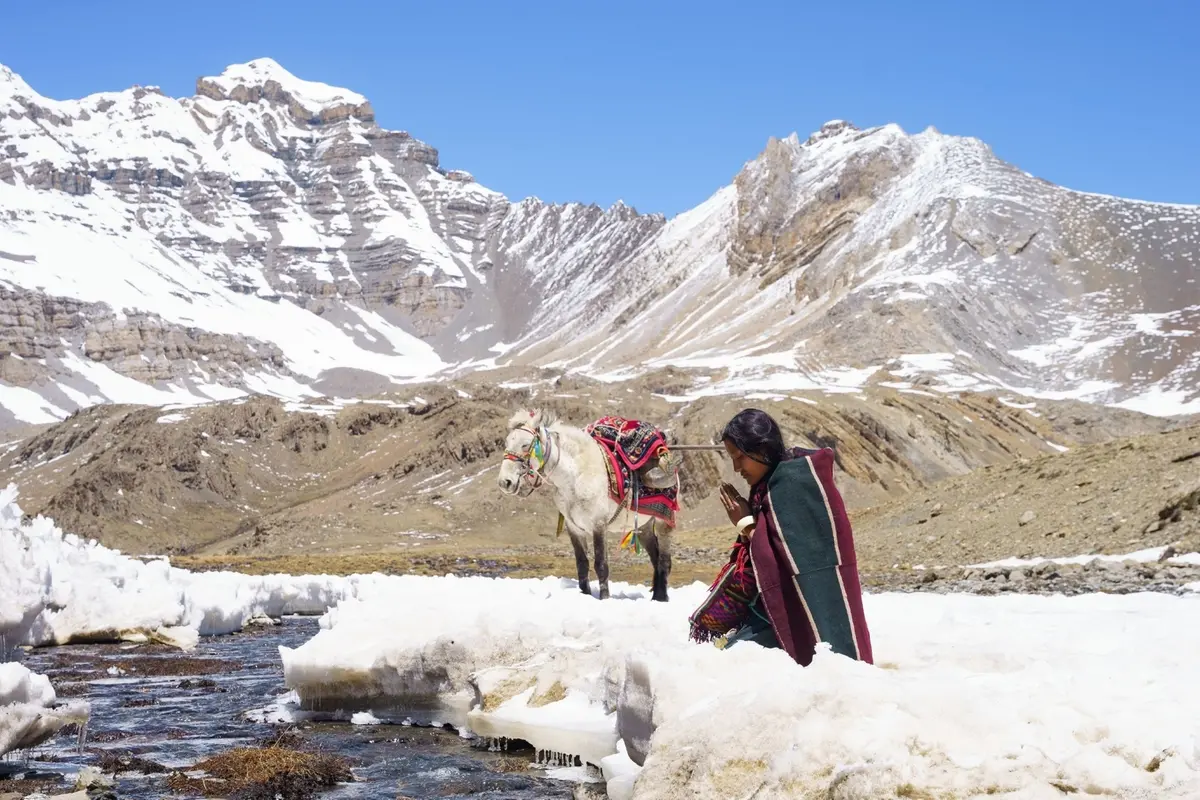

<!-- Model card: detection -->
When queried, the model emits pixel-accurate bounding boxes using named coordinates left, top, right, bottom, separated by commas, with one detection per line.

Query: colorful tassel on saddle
left=619, top=529, right=642, bottom=554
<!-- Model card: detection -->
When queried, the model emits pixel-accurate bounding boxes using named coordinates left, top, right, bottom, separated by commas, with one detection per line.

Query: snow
left=600, top=742, right=641, bottom=800
left=2, top=59, right=1197, bottom=430
left=1113, top=385, right=1200, bottom=418
left=5, top=475, right=1200, bottom=794
left=1131, top=312, right=1192, bottom=338
left=0, top=662, right=89, bottom=756
left=202, top=58, right=367, bottom=112
left=0, top=662, right=56, bottom=708
left=61, top=351, right=213, bottom=408
left=0, top=61, right=459, bottom=424
left=0, top=488, right=92, bottom=755
left=0, top=483, right=361, bottom=648
left=0, top=382, right=68, bottom=424
left=969, top=545, right=1200, bottom=570
left=469, top=683, right=616, bottom=767
left=0, top=191, right=447, bottom=384
left=280, top=573, right=1200, bottom=798
left=891, top=352, right=958, bottom=375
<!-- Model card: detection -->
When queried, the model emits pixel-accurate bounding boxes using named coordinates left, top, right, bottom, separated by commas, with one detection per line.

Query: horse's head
left=498, top=408, right=555, bottom=497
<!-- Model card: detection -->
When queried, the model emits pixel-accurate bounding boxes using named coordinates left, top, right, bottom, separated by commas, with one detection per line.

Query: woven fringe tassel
left=619, top=529, right=641, bottom=554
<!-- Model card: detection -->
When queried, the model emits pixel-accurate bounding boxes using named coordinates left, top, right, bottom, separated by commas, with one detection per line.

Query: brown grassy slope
left=853, top=422, right=1200, bottom=569
left=176, top=422, right=1200, bottom=587
left=2, top=370, right=1187, bottom=583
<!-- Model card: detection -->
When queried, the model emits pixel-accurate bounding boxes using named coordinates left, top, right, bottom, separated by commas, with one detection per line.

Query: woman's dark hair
left=720, top=408, right=786, bottom=466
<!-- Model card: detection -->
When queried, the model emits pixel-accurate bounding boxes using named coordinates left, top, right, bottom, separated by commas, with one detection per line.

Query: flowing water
left=3, top=617, right=585, bottom=799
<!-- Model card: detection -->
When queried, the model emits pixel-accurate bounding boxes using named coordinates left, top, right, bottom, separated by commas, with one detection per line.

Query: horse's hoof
left=652, top=593, right=669, bottom=603
left=599, top=588, right=611, bottom=600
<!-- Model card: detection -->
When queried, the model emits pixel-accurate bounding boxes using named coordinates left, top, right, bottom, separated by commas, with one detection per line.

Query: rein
left=503, top=424, right=555, bottom=492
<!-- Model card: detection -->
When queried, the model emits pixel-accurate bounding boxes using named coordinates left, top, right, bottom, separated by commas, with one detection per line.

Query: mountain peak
left=196, top=58, right=371, bottom=120
left=0, top=62, right=42, bottom=104
left=805, top=118, right=860, bottom=145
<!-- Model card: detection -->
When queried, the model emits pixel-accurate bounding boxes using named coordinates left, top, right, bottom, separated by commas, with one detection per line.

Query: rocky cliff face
left=0, top=58, right=663, bottom=425
left=0, top=61, right=1196, bottom=429
left=499, top=120, right=1199, bottom=418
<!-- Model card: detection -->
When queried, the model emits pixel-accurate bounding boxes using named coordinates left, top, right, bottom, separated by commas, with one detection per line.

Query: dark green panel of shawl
left=766, top=458, right=840, bottom=575
left=765, top=457, right=859, bottom=659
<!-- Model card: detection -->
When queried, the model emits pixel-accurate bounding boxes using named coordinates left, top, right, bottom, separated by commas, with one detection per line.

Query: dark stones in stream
left=2, top=617, right=582, bottom=799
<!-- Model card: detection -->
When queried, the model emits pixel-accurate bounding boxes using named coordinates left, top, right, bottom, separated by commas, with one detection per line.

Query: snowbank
left=0, top=661, right=89, bottom=756
left=1, top=481, right=378, bottom=756
left=969, top=544, right=1200, bottom=570
left=0, top=484, right=366, bottom=649
left=281, top=576, right=1200, bottom=799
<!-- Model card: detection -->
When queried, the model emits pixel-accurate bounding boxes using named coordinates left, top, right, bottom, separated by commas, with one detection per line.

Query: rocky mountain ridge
left=1, top=59, right=1197, bottom=431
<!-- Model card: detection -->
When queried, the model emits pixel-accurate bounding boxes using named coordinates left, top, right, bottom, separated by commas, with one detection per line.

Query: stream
left=2, top=617, right=585, bottom=799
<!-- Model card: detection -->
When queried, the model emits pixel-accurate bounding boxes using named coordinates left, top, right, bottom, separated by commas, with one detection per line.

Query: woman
left=703, top=408, right=873, bottom=666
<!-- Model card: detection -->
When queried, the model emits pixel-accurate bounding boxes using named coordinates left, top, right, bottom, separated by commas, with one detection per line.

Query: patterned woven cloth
left=585, top=416, right=679, bottom=527
left=688, top=540, right=757, bottom=642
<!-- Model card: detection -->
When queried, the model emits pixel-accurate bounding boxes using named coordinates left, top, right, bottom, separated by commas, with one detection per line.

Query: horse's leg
left=568, top=529, right=591, bottom=597
left=592, top=528, right=610, bottom=600
left=636, top=521, right=664, bottom=601
left=653, top=520, right=673, bottom=602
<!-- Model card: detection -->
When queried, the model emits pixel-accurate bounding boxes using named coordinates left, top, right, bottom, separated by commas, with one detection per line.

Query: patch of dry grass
left=174, top=524, right=737, bottom=587
left=176, top=549, right=725, bottom=588
left=166, top=744, right=352, bottom=799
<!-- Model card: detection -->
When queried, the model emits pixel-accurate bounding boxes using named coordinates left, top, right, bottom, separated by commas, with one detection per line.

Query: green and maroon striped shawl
left=748, top=446, right=874, bottom=667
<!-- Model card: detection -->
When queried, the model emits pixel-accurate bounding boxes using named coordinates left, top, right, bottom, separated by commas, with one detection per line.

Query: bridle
left=502, top=424, right=555, bottom=494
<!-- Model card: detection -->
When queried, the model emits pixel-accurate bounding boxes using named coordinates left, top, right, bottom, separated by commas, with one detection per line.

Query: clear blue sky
left=4, top=0, right=1197, bottom=217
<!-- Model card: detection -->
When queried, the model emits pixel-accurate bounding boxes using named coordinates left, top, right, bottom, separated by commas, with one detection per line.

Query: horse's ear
left=508, top=408, right=543, bottom=430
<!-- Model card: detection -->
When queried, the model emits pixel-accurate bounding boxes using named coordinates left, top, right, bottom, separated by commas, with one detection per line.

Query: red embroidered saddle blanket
left=585, top=416, right=679, bottom=527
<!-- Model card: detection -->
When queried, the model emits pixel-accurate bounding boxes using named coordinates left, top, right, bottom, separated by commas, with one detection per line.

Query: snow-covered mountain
left=1, top=60, right=1196, bottom=428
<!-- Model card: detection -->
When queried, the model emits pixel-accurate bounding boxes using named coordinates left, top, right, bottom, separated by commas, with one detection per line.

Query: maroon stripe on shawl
left=806, top=447, right=874, bottom=665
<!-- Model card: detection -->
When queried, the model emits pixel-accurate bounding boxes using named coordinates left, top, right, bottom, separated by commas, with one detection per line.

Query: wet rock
left=92, top=749, right=168, bottom=776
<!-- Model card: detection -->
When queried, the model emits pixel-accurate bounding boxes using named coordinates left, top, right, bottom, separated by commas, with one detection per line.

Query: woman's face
left=723, top=439, right=771, bottom=487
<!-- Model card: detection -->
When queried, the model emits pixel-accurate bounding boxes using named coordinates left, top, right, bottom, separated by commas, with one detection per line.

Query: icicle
left=76, top=715, right=89, bottom=753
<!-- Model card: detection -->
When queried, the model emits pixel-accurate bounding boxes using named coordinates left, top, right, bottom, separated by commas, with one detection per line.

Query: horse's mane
left=507, top=408, right=559, bottom=430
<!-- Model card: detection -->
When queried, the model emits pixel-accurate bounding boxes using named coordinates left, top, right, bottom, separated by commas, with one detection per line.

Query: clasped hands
left=719, top=482, right=755, bottom=539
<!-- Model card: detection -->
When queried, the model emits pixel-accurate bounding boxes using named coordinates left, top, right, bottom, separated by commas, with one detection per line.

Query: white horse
left=497, top=408, right=674, bottom=601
